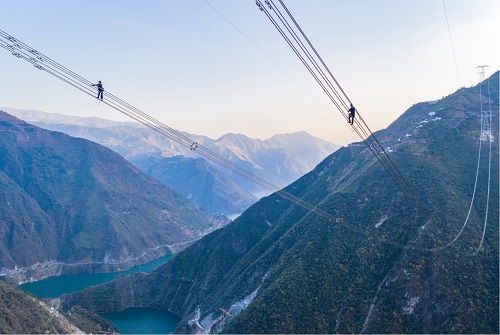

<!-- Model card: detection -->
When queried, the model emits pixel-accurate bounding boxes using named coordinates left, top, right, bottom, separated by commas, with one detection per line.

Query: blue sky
left=1, top=0, right=498, bottom=145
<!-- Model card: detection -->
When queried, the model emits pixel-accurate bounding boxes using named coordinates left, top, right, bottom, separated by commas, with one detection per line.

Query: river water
left=20, top=254, right=180, bottom=333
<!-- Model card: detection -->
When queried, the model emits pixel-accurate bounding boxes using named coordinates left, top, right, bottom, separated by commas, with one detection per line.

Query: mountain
left=208, top=132, right=338, bottom=191
left=0, top=111, right=227, bottom=283
left=0, top=111, right=253, bottom=214
left=0, top=279, right=116, bottom=334
left=60, top=72, right=499, bottom=334
left=130, top=155, right=257, bottom=214
left=0, top=108, right=192, bottom=158
left=3, top=107, right=339, bottom=196
left=265, top=130, right=340, bottom=168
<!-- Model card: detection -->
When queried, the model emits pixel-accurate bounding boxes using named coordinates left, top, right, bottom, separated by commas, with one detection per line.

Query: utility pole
left=476, top=65, right=491, bottom=142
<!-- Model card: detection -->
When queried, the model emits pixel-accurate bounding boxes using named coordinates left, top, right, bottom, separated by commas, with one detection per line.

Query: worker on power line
left=348, top=103, right=356, bottom=125
left=91, top=81, right=104, bottom=101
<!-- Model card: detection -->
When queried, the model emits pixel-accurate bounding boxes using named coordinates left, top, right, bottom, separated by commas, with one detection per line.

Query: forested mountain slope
left=61, top=72, right=499, bottom=334
left=0, top=280, right=117, bottom=334
left=0, top=112, right=227, bottom=282
left=131, top=155, right=257, bottom=214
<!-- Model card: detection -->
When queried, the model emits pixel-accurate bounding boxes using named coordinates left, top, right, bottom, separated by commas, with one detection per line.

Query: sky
left=1, top=0, right=498, bottom=145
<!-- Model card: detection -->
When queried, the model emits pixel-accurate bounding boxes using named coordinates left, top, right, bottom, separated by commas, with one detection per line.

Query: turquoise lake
left=20, top=253, right=175, bottom=298
left=20, top=254, right=180, bottom=334
left=100, top=307, right=181, bottom=334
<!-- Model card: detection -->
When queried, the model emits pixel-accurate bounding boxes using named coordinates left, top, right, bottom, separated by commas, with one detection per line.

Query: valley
left=0, top=111, right=229, bottom=283
left=4, top=107, right=339, bottom=214
left=99, top=307, right=180, bottom=334
left=0, top=73, right=497, bottom=334
left=58, top=72, right=499, bottom=334
left=17, top=254, right=179, bottom=334
left=0, top=109, right=339, bottom=333
left=0, top=1, right=497, bottom=331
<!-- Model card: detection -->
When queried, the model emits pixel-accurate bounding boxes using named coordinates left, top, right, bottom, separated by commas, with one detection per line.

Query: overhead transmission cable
left=0, top=28, right=420, bottom=249
left=473, top=72, right=493, bottom=255
left=0, top=29, right=369, bottom=237
left=442, top=0, right=462, bottom=86
left=261, top=0, right=419, bottom=204
left=426, top=122, right=483, bottom=252
left=258, top=0, right=403, bottom=178
left=254, top=0, right=500, bottom=254
left=202, top=0, right=336, bottom=117
left=0, top=29, right=461, bottom=253
left=254, top=0, right=421, bottom=209
left=423, top=70, right=494, bottom=253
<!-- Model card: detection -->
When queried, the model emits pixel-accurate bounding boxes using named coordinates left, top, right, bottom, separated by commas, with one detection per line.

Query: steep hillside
left=0, top=112, right=227, bottom=283
left=61, top=72, right=498, bottom=333
left=0, top=279, right=116, bottom=334
left=131, top=155, right=257, bottom=214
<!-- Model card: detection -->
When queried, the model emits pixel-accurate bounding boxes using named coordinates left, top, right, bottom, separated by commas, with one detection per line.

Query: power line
left=201, top=0, right=337, bottom=116
left=0, top=29, right=413, bottom=249
left=442, top=0, right=462, bottom=87
left=255, top=0, right=422, bottom=210
left=0, top=30, right=361, bottom=233
left=253, top=1, right=498, bottom=255
left=423, top=69, right=494, bottom=253
left=1, top=28, right=472, bottom=253
left=260, top=0, right=416, bottom=201
left=473, top=68, right=493, bottom=255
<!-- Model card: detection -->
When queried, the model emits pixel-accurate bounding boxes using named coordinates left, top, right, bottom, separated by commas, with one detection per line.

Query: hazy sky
left=1, top=0, right=498, bottom=145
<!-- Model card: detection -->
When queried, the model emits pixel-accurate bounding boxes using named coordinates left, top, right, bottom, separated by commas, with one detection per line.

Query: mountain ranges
left=60, top=72, right=499, bottom=333
left=3, top=107, right=339, bottom=214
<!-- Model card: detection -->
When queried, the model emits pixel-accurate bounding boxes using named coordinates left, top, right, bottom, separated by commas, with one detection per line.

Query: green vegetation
left=66, top=306, right=117, bottom=334
left=0, top=279, right=113, bottom=334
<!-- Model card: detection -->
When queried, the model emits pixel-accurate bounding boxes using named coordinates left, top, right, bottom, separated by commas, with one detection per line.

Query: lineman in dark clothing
left=348, top=103, right=356, bottom=125
left=92, top=81, right=104, bottom=100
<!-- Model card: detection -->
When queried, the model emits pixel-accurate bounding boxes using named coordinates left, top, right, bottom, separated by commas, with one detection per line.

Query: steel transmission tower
left=477, top=65, right=492, bottom=142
